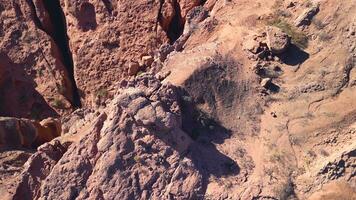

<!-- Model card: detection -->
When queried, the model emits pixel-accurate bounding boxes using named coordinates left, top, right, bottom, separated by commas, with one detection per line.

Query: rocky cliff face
left=0, top=0, right=74, bottom=118
left=1, top=0, right=356, bottom=199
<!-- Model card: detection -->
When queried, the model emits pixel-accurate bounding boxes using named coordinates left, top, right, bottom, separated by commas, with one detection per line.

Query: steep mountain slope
left=0, top=0, right=355, bottom=199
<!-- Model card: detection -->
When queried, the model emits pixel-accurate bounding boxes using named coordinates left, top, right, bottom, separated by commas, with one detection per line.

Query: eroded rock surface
left=10, top=74, right=210, bottom=200
left=266, top=26, right=290, bottom=54
left=1, top=0, right=356, bottom=199
left=0, top=0, right=74, bottom=118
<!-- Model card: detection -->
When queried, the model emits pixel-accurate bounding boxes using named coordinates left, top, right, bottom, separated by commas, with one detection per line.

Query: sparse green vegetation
left=21, top=31, right=37, bottom=43
left=37, top=68, right=44, bottom=77
left=56, top=84, right=66, bottom=95
left=275, top=9, right=292, bottom=18
left=95, top=88, right=108, bottom=99
left=320, top=149, right=330, bottom=157
left=133, top=155, right=141, bottom=163
left=269, top=150, right=285, bottom=163
left=312, top=18, right=326, bottom=30
left=136, top=71, right=144, bottom=76
left=307, top=150, right=317, bottom=158
left=52, top=98, right=64, bottom=109
left=268, top=18, right=309, bottom=49
left=289, top=135, right=302, bottom=146
left=318, top=32, right=332, bottom=41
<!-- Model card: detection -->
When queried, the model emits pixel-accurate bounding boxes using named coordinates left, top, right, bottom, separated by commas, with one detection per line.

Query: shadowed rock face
left=0, top=117, right=61, bottom=149
left=0, top=0, right=74, bottom=118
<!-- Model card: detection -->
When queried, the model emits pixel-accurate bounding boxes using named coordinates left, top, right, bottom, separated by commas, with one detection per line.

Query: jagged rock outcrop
left=178, top=0, right=203, bottom=21
left=10, top=74, right=209, bottom=200
left=1, top=0, right=356, bottom=199
left=50, top=0, right=207, bottom=108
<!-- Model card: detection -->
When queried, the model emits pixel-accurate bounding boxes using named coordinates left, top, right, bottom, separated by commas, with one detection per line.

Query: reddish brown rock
left=0, top=0, right=74, bottom=118
left=10, top=74, right=208, bottom=200
left=160, top=0, right=176, bottom=31
left=178, top=0, right=203, bottom=21
left=58, top=0, right=170, bottom=107
left=266, top=26, right=290, bottom=54
left=128, top=61, right=140, bottom=76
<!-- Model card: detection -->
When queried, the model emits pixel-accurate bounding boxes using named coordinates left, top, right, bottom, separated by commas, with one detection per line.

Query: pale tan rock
left=295, top=4, right=319, bottom=27
left=266, top=26, right=290, bottom=54
left=261, top=78, right=272, bottom=88
left=243, top=38, right=260, bottom=54
left=140, top=55, right=154, bottom=67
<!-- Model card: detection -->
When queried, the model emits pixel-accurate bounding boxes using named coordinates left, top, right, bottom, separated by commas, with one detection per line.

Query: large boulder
left=178, top=0, right=203, bottom=21
left=266, top=26, right=290, bottom=54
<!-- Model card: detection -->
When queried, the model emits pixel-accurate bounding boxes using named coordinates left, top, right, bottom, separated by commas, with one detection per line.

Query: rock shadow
left=102, top=0, right=113, bottom=14
left=277, top=44, right=309, bottom=66
left=266, top=82, right=280, bottom=93
left=0, top=53, right=59, bottom=119
left=78, top=2, right=97, bottom=31
left=178, top=89, right=240, bottom=198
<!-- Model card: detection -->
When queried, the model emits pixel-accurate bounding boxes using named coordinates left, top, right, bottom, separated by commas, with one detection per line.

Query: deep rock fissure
left=42, top=0, right=82, bottom=108
left=167, top=0, right=184, bottom=43
left=27, top=0, right=44, bottom=30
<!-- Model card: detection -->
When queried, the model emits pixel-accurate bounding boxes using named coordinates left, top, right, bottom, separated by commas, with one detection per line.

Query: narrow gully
left=42, top=0, right=82, bottom=108
left=167, top=0, right=184, bottom=43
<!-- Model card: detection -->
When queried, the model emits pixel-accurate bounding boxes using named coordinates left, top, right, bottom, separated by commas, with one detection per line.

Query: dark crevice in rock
left=167, top=0, right=184, bottom=43
left=157, top=0, right=185, bottom=43
left=40, top=0, right=82, bottom=108
left=26, top=0, right=45, bottom=30
left=158, top=1, right=207, bottom=43
left=102, top=0, right=113, bottom=14
left=156, top=0, right=164, bottom=34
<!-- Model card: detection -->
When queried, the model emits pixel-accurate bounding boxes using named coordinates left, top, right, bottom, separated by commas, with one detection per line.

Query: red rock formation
left=58, top=0, right=170, bottom=107
left=11, top=74, right=208, bottom=199
left=178, top=0, right=203, bottom=21
left=0, top=0, right=74, bottom=118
